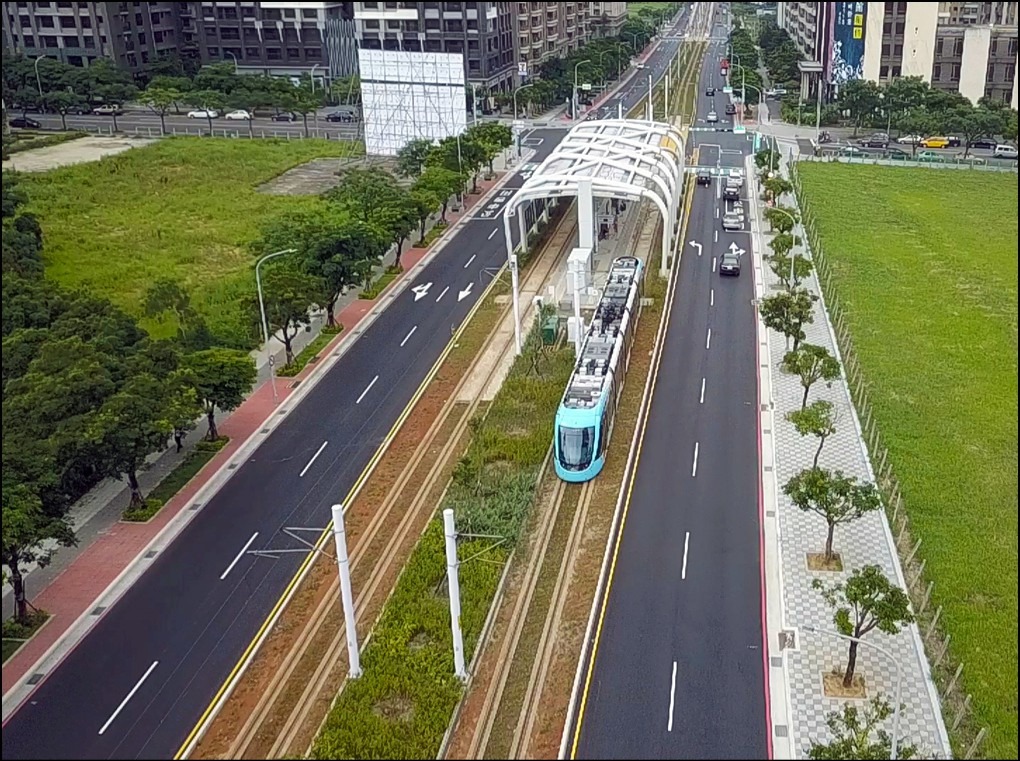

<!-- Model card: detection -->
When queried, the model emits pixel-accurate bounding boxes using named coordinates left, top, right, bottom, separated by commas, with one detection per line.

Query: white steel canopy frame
left=502, top=119, right=687, bottom=354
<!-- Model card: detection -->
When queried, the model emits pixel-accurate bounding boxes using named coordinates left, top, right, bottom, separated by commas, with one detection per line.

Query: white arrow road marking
left=220, top=532, right=259, bottom=580
left=98, top=661, right=159, bottom=735
left=464, top=254, right=476, bottom=268
left=688, top=240, right=702, bottom=256
left=412, top=282, right=433, bottom=301
left=458, top=283, right=474, bottom=302
left=436, top=286, right=450, bottom=302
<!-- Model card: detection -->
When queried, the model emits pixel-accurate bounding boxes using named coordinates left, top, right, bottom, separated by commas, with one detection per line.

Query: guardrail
left=800, top=152, right=1018, bottom=173
left=73, top=124, right=358, bottom=141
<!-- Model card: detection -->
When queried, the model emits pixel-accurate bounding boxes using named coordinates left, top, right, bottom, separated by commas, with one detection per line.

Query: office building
left=2, top=1, right=182, bottom=70
left=777, top=1, right=1018, bottom=106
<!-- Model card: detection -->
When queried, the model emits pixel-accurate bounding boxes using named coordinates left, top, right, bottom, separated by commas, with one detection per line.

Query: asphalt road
left=0, top=17, right=689, bottom=761
left=571, top=11, right=769, bottom=761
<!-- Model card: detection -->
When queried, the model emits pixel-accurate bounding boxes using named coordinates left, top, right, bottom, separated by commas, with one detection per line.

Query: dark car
left=860, top=135, right=889, bottom=148
left=696, top=169, right=712, bottom=186
left=325, top=110, right=357, bottom=123
left=9, top=116, right=42, bottom=129
left=719, top=251, right=741, bottom=276
left=946, top=136, right=962, bottom=147
left=970, top=136, right=997, bottom=150
left=706, top=87, right=716, bottom=96
left=272, top=112, right=297, bottom=122
left=724, top=103, right=736, bottom=115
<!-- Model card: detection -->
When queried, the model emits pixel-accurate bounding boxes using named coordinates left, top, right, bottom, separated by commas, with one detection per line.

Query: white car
left=224, top=109, right=252, bottom=121
left=706, top=110, right=718, bottom=123
left=187, top=109, right=220, bottom=119
left=722, top=213, right=743, bottom=231
left=765, top=87, right=787, bottom=98
left=897, top=134, right=923, bottom=145
left=992, top=144, right=1018, bottom=159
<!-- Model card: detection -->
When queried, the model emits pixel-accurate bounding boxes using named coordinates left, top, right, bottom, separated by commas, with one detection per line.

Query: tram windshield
left=558, top=426, right=595, bottom=469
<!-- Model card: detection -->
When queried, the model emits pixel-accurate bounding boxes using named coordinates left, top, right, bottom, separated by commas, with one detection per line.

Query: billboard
left=828, top=1, right=868, bottom=85
left=358, top=49, right=467, bottom=156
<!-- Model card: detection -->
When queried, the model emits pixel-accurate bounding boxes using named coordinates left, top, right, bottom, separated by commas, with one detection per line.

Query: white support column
left=577, top=178, right=595, bottom=251
left=330, top=504, right=362, bottom=679
left=572, top=269, right=584, bottom=357
left=665, top=71, right=671, bottom=117
left=503, top=209, right=523, bottom=355
left=443, top=508, right=468, bottom=680
left=646, top=74, right=654, bottom=120
left=618, top=101, right=623, bottom=119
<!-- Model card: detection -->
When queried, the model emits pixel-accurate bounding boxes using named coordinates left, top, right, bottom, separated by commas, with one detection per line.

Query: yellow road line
left=569, top=171, right=698, bottom=758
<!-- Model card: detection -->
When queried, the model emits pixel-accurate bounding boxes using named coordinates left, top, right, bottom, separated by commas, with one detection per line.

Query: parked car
left=897, top=134, right=923, bottom=145
left=953, top=154, right=986, bottom=165
left=920, top=136, right=950, bottom=149
left=838, top=145, right=867, bottom=157
left=993, top=144, right=1019, bottom=159
left=187, top=109, right=219, bottom=119
left=705, top=86, right=716, bottom=96
left=8, top=116, right=42, bottom=129
left=946, top=135, right=962, bottom=147
left=764, top=86, right=787, bottom=98
left=882, top=147, right=910, bottom=160
left=92, top=103, right=124, bottom=115
left=696, top=169, right=712, bottom=186
left=224, top=109, right=253, bottom=120
left=719, top=251, right=741, bottom=276
left=272, top=111, right=297, bottom=122
left=859, top=134, right=888, bottom=148
left=724, top=103, right=736, bottom=115
left=969, top=136, right=997, bottom=150
left=915, top=150, right=946, bottom=162
left=325, top=110, right=358, bottom=122
left=706, top=110, right=718, bottom=123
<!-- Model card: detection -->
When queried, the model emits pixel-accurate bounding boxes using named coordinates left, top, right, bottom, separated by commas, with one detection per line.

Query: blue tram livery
left=554, top=256, right=645, bottom=482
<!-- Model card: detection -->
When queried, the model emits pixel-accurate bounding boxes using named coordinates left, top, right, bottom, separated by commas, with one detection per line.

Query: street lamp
left=801, top=625, right=903, bottom=760
left=255, top=248, right=297, bottom=402
left=512, top=83, right=536, bottom=158
left=33, top=56, right=44, bottom=97
left=573, top=59, right=591, bottom=120
left=225, top=51, right=238, bottom=74
left=878, top=91, right=891, bottom=135
left=310, top=62, right=321, bottom=92
left=615, top=42, right=628, bottom=80
left=739, top=80, right=764, bottom=130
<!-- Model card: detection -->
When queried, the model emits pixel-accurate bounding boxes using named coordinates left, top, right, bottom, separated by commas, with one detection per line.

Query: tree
left=764, top=205, right=798, bottom=233
left=782, top=343, right=842, bottom=409
left=881, top=76, right=929, bottom=133
left=427, top=135, right=487, bottom=193
left=188, top=89, right=227, bottom=135
left=759, top=288, right=816, bottom=352
left=164, top=373, right=201, bottom=452
left=280, top=83, right=323, bottom=138
left=948, top=104, right=1008, bottom=156
left=785, top=467, right=880, bottom=562
left=253, top=265, right=322, bottom=366
left=2, top=481, right=75, bottom=622
left=466, top=121, right=513, bottom=175
left=415, top=166, right=463, bottom=222
left=86, top=58, right=139, bottom=133
left=181, top=348, right=256, bottom=441
left=754, top=147, right=782, bottom=172
left=813, top=566, right=914, bottom=688
left=85, top=374, right=174, bottom=509
left=891, top=108, right=935, bottom=156
left=396, top=138, right=436, bottom=178
left=768, top=251, right=814, bottom=291
left=409, top=186, right=441, bottom=243
left=763, top=174, right=793, bottom=202
left=1004, top=108, right=1018, bottom=142
left=143, top=278, right=210, bottom=348
left=140, top=84, right=183, bottom=135
left=148, top=75, right=193, bottom=114
left=786, top=400, right=838, bottom=468
left=388, top=195, right=417, bottom=269
left=836, top=79, right=881, bottom=136
left=768, top=231, right=798, bottom=259
left=808, top=694, right=924, bottom=760
left=326, top=167, right=404, bottom=225
left=43, top=91, right=88, bottom=131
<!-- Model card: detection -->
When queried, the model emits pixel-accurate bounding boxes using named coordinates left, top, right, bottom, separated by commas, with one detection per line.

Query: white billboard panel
left=358, top=49, right=467, bottom=157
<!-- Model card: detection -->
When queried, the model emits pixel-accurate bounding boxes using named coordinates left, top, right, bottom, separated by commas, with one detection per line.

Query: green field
left=798, top=163, right=1018, bottom=758
left=18, top=138, right=351, bottom=347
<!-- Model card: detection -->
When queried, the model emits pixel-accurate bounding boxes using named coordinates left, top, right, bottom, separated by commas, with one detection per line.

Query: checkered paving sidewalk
left=754, top=164, right=952, bottom=758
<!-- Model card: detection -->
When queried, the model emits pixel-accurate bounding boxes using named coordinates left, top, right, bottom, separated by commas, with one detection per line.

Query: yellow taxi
left=920, top=136, right=950, bottom=149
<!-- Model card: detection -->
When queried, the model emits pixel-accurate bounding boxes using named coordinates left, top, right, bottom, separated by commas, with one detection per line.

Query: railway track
left=217, top=206, right=580, bottom=761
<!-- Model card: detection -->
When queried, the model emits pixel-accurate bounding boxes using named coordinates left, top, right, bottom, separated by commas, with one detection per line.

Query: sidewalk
left=1, top=152, right=529, bottom=701
left=748, top=155, right=952, bottom=758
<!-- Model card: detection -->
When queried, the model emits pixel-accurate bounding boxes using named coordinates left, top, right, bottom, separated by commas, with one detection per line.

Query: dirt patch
left=408, top=629, right=432, bottom=651
left=823, top=670, right=867, bottom=699
left=374, top=694, right=415, bottom=723
left=807, top=552, right=844, bottom=572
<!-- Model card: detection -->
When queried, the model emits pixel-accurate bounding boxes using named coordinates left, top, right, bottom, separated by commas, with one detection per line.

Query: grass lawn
left=17, top=137, right=354, bottom=348
left=798, top=163, right=1018, bottom=758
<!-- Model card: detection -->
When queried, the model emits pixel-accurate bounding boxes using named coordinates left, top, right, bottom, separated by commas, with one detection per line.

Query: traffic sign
left=723, top=86, right=733, bottom=94
left=733, top=124, right=746, bottom=134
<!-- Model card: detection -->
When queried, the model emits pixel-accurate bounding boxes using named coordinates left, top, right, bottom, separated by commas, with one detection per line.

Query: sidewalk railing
left=790, top=160, right=990, bottom=760
left=798, top=152, right=1018, bottom=174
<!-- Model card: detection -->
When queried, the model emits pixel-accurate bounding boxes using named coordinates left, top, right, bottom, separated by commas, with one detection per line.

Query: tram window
left=559, top=426, right=595, bottom=469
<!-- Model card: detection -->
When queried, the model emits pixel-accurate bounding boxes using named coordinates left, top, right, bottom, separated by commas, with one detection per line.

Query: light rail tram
left=553, top=255, right=644, bottom=482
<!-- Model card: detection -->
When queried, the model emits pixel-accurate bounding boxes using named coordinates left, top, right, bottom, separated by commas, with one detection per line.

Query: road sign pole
left=330, top=504, right=362, bottom=679
left=443, top=509, right=468, bottom=680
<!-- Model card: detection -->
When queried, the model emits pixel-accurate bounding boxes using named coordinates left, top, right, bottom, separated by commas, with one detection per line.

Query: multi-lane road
left=0, top=10, right=693, bottom=760
left=568, top=7, right=770, bottom=760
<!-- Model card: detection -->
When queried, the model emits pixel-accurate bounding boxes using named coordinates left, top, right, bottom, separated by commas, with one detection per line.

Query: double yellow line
left=569, top=170, right=698, bottom=758
left=174, top=260, right=510, bottom=759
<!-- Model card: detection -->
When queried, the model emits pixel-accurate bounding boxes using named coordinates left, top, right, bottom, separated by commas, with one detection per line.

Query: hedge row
left=311, top=317, right=574, bottom=759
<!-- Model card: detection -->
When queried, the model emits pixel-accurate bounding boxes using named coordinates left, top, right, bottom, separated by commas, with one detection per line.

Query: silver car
left=722, top=213, right=743, bottom=231
left=707, top=110, right=718, bottom=123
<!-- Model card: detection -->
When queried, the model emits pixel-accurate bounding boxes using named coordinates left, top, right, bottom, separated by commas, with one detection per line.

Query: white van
left=992, top=144, right=1018, bottom=159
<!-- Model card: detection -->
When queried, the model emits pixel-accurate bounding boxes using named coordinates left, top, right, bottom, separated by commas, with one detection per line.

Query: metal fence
left=800, top=152, right=1018, bottom=174
left=76, top=124, right=359, bottom=141
left=790, top=160, right=991, bottom=760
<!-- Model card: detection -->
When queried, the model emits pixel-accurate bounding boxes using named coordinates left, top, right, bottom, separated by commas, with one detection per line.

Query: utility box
left=542, top=315, right=558, bottom=345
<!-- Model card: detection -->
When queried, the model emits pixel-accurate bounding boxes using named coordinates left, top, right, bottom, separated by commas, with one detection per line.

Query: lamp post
left=878, top=91, right=891, bottom=135
left=255, top=248, right=298, bottom=402
left=512, top=83, right=535, bottom=158
left=34, top=56, right=44, bottom=96
left=310, top=62, right=321, bottom=92
left=739, top=79, right=764, bottom=130
left=615, top=42, right=627, bottom=80
left=573, top=59, right=590, bottom=120
left=226, top=51, right=238, bottom=74
left=470, top=82, right=481, bottom=125
left=802, top=625, right=903, bottom=760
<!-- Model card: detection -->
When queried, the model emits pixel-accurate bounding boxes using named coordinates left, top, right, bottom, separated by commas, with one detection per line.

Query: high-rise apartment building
left=590, top=2, right=628, bottom=38
left=777, top=1, right=1018, bottom=106
left=1, top=1, right=182, bottom=70
left=514, top=2, right=591, bottom=78
left=351, top=1, right=517, bottom=93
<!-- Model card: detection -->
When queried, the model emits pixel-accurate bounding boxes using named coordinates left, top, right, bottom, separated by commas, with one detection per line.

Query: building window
left=83, top=36, right=94, bottom=47
left=405, top=19, right=419, bottom=32
left=893, top=43, right=902, bottom=56
left=425, top=18, right=439, bottom=30
left=305, top=47, right=321, bottom=59
left=22, top=35, right=35, bottom=47
left=950, top=63, right=960, bottom=80
left=933, top=63, right=942, bottom=80
left=242, top=6, right=255, bottom=17
left=446, top=19, right=463, bottom=32
left=39, top=16, right=55, bottom=27
left=42, top=35, right=58, bottom=46
left=286, top=46, right=300, bottom=58
left=880, top=64, right=889, bottom=78
left=892, top=65, right=901, bottom=77
left=267, top=47, right=282, bottom=60
left=59, top=15, right=76, bottom=28
left=245, top=46, right=259, bottom=57
left=386, top=20, right=399, bottom=29
left=954, top=38, right=964, bottom=56
left=207, top=46, right=219, bottom=57
left=81, top=15, right=90, bottom=28
left=282, top=7, right=295, bottom=18
left=302, top=8, right=316, bottom=18
left=138, top=32, right=146, bottom=45
left=364, top=19, right=379, bottom=29
left=262, top=9, right=280, bottom=21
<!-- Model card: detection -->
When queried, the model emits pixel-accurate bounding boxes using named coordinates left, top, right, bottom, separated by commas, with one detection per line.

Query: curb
left=0, top=163, right=529, bottom=723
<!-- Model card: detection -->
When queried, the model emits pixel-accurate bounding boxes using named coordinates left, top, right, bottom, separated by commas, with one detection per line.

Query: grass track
left=798, top=163, right=1018, bottom=758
